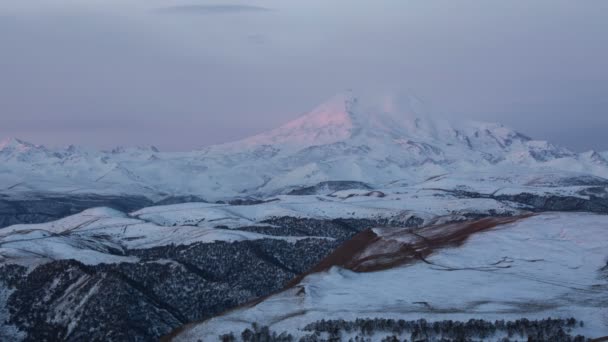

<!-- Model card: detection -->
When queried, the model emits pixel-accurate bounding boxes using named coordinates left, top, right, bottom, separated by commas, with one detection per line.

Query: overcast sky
left=0, top=0, right=607, bottom=151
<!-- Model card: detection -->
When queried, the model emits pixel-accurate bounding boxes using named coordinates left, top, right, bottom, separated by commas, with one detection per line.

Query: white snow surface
left=0, top=179, right=527, bottom=266
left=175, top=212, right=608, bottom=340
left=132, top=189, right=519, bottom=230
left=3, top=167, right=599, bottom=268
left=0, top=207, right=320, bottom=267
left=1, top=91, right=607, bottom=200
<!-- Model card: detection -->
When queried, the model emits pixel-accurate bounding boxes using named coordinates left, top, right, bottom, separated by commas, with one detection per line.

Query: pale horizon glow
left=0, top=0, right=607, bottom=152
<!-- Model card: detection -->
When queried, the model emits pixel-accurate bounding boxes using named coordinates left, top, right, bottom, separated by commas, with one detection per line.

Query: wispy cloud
left=156, top=4, right=272, bottom=15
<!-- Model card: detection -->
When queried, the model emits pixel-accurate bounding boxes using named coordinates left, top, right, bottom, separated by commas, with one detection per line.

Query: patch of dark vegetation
left=0, top=238, right=339, bottom=341
left=288, top=181, right=372, bottom=196
left=154, top=195, right=208, bottom=206
left=222, top=318, right=586, bottom=342
left=230, top=198, right=281, bottom=206
left=242, top=217, right=424, bottom=241
left=526, top=175, right=608, bottom=187
left=427, top=187, right=608, bottom=214
left=327, top=190, right=386, bottom=199
left=579, top=187, right=608, bottom=197
left=600, top=260, right=608, bottom=279
left=214, top=198, right=280, bottom=206
left=495, top=192, right=608, bottom=213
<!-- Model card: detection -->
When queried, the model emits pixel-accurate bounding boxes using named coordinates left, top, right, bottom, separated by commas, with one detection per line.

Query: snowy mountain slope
left=173, top=212, right=608, bottom=340
left=0, top=182, right=525, bottom=267
left=1, top=91, right=607, bottom=200
left=2, top=168, right=606, bottom=268
left=131, top=191, right=517, bottom=230
left=0, top=207, right=324, bottom=267
left=1, top=167, right=606, bottom=268
left=130, top=171, right=608, bottom=232
left=0, top=219, right=342, bottom=342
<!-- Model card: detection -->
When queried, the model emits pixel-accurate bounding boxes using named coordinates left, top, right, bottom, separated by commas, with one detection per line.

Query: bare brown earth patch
left=290, top=213, right=533, bottom=278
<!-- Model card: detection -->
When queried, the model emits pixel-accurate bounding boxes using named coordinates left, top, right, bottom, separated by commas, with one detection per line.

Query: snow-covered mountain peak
left=0, top=137, right=38, bottom=152
left=231, top=91, right=356, bottom=148
left=347, top=91, right=437, bottom=140
left=580, top=150, right=608, bottom=165
left=231, top=90, right=437, bottom=150
left=0, top=138, right=53, bottom=162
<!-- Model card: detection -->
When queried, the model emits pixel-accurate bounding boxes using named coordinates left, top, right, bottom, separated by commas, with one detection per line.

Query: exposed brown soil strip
left=163, top=214, right=533, bottom=341
left=293, top=213, right=533, bottom=275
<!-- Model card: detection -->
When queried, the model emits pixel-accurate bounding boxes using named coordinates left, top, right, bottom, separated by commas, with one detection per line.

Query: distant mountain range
left=2, top=91, right=607, bottom=200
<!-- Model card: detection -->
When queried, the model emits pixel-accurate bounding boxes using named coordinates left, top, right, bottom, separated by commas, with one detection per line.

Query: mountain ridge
left=1, top=91, right=607, bottom=199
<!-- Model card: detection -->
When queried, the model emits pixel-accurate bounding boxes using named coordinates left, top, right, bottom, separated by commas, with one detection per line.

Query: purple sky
left=0, top=0, right=607, bottom=151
